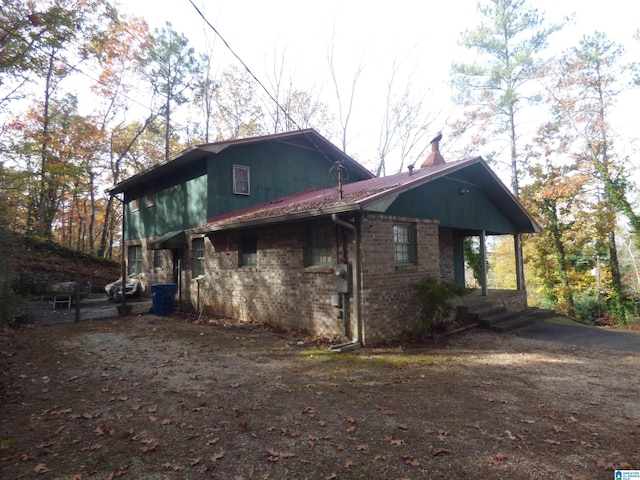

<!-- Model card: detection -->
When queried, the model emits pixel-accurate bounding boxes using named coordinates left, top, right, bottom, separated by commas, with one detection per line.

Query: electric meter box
left=334, top=264, right=352, bottom=293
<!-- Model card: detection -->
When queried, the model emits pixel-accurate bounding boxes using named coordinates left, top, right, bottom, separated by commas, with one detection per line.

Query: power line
left=186, top=0, right=303, bottom=133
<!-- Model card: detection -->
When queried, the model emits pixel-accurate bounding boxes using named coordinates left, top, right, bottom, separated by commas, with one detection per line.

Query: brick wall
left=359, top=214, right=441, bottom=345
left=194, top=222, right=350, bottom=341
left=126, top=214, right=457, bottom=345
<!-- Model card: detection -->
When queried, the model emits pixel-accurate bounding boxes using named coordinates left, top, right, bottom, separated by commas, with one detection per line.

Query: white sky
left=121, top=0, right=640, bottom=178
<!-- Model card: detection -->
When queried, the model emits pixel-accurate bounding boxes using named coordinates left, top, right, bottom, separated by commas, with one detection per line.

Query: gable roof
left=192, top=157, right=541, bottom=234
left=109, top=129, right=374, bottom=195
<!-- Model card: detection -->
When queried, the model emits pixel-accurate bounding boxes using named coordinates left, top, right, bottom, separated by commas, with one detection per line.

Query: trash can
left=151, top=283, right=178, bottom=315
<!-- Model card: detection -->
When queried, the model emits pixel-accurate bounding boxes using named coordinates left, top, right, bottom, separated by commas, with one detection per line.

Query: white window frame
left=128, top=245, right=143, bottom=275
left=193, top=237, right=205, bottom=277
left=393, top=223, right=415, bottom=265
left=233, top=165, right=250, bottom=195
left=307, top=225, right=333, bottom=266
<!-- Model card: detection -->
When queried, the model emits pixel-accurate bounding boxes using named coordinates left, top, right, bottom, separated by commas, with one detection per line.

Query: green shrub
left=572, top=293, right=599, bottom=324
left=410, top=277, right=472, bottom=340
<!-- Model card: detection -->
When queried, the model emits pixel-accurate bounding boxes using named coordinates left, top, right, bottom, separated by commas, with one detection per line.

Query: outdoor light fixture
left=459, top=188, right=470, bottom=195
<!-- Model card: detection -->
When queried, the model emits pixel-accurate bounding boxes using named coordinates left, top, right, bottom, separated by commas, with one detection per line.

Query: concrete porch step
left=485, top=313, right=537, bottom=333
left=458, top=303, right=543, bottom=333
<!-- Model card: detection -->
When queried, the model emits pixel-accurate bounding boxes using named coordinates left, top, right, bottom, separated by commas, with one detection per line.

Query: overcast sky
left=121, top=0, right=640, bottom=177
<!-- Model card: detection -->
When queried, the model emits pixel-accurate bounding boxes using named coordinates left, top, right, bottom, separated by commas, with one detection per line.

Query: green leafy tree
left=540, top=32, right=638, bottom=323
left=451, top=0, right=565, bottom=196
left=0, top=0, right=84, bottom=109
left=142, top=22, right=201, bottom=160
left=451, top=0, right=565, bottom=292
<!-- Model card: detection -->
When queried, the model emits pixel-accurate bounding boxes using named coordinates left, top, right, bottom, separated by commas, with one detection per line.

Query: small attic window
left=233, top=165, right=250, bottom=195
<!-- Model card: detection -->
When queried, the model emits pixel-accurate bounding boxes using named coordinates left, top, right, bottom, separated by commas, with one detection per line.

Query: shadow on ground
left=16, top=296, right=152, bottom=324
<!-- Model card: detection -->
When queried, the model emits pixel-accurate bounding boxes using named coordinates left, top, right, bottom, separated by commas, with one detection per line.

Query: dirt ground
left=1, top=313, right=639, bottom=480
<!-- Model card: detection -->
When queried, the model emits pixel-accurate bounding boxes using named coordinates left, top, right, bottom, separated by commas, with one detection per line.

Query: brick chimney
left=421, top=131, right=446, bottom=167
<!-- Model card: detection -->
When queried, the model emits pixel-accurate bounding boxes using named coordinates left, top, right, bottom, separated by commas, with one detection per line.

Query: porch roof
left=148, top=230, right=186, bottom=250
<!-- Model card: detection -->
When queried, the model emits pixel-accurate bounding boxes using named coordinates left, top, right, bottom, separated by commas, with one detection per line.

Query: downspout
left=329, top=214, right=361, bottom=352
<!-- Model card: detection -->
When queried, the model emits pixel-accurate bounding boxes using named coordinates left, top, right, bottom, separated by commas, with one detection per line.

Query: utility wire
left=186, top=0, right=303, bottom=133
left=186, top=0, right=362, bottom=194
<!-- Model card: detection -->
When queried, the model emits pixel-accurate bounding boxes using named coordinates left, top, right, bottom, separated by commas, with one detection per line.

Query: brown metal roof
left=108, top=129, right=374, bottom=195
left=191, top=156, right=541, bottom=234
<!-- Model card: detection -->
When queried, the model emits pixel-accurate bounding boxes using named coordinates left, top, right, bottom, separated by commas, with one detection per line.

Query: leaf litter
left=1, top=315, right=639, bottom=479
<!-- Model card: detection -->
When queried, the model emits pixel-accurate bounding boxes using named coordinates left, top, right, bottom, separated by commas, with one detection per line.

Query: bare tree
left=376, top=60, right=438, bottom=176
left=327, top=31, right=364, bottom=153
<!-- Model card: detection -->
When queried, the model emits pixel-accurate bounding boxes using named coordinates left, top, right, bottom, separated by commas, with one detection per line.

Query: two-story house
left=109, top=129, right=539, bottom=346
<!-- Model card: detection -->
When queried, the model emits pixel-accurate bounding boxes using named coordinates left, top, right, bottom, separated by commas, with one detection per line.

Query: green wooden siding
left=124, top=139, right=370, bottom=241
left=206, top=141, right=363, bottom=220
left=384, top=177, right=518, bottom=234
left=125, top=167, right=207, bottom=240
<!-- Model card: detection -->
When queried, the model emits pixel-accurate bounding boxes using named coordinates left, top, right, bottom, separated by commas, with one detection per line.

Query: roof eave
left=191, top=204, right=361, bottom=234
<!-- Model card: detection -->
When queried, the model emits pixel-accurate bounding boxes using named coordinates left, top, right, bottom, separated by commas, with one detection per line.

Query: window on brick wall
left=128, top=245, right=143, bottom=275
left=193, top=237, right=205, bottom=277
left=240, top=233, right=257, bottom=267
left=393, top=223, right=415, bottom=264
left=307, top=225, right=333, bottom=266
left=153, top=250, right=163, bottom=269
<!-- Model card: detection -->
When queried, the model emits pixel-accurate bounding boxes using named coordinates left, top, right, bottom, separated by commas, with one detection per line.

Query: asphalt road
left=513, top=318, right=640, bottom=354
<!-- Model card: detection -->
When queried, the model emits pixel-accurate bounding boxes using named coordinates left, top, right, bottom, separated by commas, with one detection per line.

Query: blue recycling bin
left=151, top=283, right=178, bottom=315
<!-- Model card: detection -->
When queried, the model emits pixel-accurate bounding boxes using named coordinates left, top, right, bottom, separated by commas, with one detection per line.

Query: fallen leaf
left=388, top=437, right=404, bottom=445
left=33, top=463, right=50, bottom=474
left=432, top=448, right=451, bottom=457
left=344, top=459, right=355, bottom=468
left=402, top=454, right=421, bottom=466
left=346, top=426, right=356, bottom=434
left=550, top=424, right=563, bottom=433
left=356, top=444, right=368, bottom=451
left=374, top=454, right=387, bottom=461
left=211, top=451, right=225, bottom=462
left=189, top=457, right=202, bottom=466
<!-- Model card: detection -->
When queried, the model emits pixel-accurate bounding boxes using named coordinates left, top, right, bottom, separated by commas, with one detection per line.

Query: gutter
left=329, top=214, right=361, bottom=352
left=191, top=204, right=361, bottom=235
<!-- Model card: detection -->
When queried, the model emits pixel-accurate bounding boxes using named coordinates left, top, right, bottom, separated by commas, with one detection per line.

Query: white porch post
left=514, top=234, right=524, bottom=291
left=480, top=230, right=488, bottom=296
